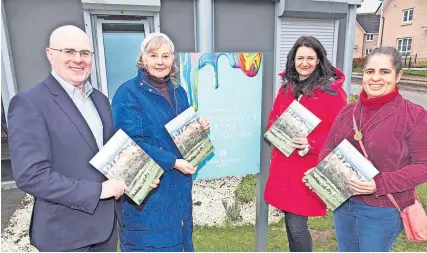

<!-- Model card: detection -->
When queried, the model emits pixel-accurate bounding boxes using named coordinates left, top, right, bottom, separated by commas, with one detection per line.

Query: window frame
left=365, top=48, right=372, bottom=56
left=397, top=38, right=412, bottom=56
left=402, top=8, right=414, bottom=24
left=95, top=19, right=150, bottom=97
left=366, top=34, right=374, bottom=41
left=83, top=9, right=160, bottom=95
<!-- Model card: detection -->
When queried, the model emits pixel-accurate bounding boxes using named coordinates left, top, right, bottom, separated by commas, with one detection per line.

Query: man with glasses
left=7, top=25, right=159, bottom=252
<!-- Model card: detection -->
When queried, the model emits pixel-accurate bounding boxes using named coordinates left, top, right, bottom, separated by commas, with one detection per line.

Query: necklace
left=353, top=103, right=385, bottom=141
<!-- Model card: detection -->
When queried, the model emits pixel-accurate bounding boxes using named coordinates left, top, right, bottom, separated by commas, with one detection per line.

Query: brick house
left=378, top=0, right=427, bottom=58
left=354, top=13, right=381, bottom=58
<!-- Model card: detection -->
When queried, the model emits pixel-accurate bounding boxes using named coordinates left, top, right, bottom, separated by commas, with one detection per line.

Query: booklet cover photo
left=264, top=100, right=321, bottom=157
left=303, top=139, right=380, bottom=211
left=90, top=129, right=163, bottom=205
left=165, top=107, right=214, bottom=166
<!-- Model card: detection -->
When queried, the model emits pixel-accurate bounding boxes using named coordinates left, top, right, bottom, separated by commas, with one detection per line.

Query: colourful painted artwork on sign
left=179, top=52, right=263, bottom=180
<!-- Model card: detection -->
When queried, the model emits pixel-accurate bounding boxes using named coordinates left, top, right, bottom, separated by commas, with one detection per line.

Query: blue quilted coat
left=111, top=69, right=193, bottom=251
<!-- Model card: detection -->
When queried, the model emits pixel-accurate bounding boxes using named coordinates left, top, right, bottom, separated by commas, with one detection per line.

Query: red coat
left=264, top=69, right=347, bottom=217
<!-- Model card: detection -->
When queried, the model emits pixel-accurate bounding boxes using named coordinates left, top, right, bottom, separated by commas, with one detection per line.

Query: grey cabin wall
left=4, top=0, right=84, bottom=92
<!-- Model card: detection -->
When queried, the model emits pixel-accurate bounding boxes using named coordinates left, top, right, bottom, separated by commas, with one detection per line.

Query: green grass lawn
left=404, top=70, right=427, bottom=77
left=193, top=183, right=427, bottom=252
left=353, top=67, right=363, bottom=73
left=353, top=68, right=427, bottom=77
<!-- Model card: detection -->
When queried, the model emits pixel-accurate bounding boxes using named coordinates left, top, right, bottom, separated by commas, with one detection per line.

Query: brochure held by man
left=90, top=129, right=163, bottom=205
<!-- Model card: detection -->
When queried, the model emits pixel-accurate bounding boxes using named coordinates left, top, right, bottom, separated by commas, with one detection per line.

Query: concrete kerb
left=351, top=73, right=427, bottom=92
left=1, top=181, right=17, bottom=190
left=352, top=72, right=427, bottom=83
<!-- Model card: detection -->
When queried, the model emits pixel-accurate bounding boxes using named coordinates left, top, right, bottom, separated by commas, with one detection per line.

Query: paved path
left=352, top=72, right=427, bottom=91
left=1, top=188, right=25, bottom=232
left=352, top=72, right=427, bottom=82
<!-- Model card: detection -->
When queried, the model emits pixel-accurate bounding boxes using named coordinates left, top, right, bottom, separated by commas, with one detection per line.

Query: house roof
left=356, top=14, right=381, bottom=33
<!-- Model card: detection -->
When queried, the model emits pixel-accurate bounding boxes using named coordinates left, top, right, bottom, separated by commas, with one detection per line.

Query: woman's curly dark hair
left=282, top=36, right=338, bottom=97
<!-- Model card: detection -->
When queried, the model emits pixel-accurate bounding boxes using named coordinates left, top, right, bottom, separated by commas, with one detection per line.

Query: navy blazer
left=7, top=74, right=116, bottom=251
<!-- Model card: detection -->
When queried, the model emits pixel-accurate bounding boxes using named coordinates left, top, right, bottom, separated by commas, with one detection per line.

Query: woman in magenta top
left=319, top=47, right=427, bottom=251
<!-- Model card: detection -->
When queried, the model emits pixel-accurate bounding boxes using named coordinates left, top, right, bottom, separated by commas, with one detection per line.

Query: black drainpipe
left=380, top=16, right=385, bottom=47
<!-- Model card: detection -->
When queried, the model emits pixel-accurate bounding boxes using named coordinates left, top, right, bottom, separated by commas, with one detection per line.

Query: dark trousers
left=284, top=211, right=313, bottom=252
left=66, top=218, right=118, bottom=252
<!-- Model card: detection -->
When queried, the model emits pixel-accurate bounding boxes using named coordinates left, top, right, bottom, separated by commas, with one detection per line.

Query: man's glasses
left=49, top=48, right=94, bottom=59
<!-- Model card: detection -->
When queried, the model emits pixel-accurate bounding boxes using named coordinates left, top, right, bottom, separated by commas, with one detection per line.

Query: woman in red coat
left=264, top=36, right=347, bottom=251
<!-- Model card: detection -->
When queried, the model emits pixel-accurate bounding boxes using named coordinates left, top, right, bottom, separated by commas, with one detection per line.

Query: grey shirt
left=51, top=70, right=104, bottom=150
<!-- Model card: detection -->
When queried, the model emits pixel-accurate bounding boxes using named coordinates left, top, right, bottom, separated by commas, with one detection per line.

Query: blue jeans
left=333, top=198, right=403, bottom=252
left=120, top=243, right=188, bottom=252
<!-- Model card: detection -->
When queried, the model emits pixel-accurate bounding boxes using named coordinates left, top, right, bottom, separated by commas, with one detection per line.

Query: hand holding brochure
left=303, top=139, right=380, bottom=211
left=90, top=129, right=163, bottom=205
left=165, top=107, right=214, bottom=166
left=264, top=100, right=321, bottom=157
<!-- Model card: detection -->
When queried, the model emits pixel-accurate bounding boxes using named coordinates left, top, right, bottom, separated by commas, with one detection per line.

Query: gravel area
left=1, top=194, right=37, bottom=252
left=1, top=176, right=282, bottom=252
left=192, top=176, right=282, bottom=226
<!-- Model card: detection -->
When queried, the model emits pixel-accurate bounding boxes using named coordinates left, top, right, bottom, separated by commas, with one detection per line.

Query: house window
left=402, top=8, right=414, bottom=23
left=397, top=38, right=412, bottom=56
left=366, top=34, right=374, bottom=41
left=365, top=49, right=373, bottom=55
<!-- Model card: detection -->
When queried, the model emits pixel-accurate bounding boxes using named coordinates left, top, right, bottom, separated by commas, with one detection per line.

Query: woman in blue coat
left=112, top=33, right=210, bottom=252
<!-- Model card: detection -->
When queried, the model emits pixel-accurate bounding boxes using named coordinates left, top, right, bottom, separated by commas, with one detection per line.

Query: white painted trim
left=376, top=0, right=387, bottom=15
left=193, top=0, right=198, bottom=51
left=396, top=37, right=412, bottom=56
left=274, top=1, right=284, bottom=96
left=83, top=10, right=100, bottom=90
left=366, top=33, right=374, bottom=41
left=277, top=0, right=285, bottom=16
left=1, top=3, right=18, bottom=123
left=1, top=180, right=18, bottom=190
left=333, top=19, right=339, bottom=67
left=313, top=0, right=361, bottom=3
left=402, top=8, right=414, bottom=24
left=95, top=19, right=109, bottom=97
left=1, top=5, right=17, bottom=102
left=153, top=12, right=161, bottom=32
left=212, top=0, right=215, bottom=51
left=97, top=19, right=150, bottom=25
left=81, top=6, right=160, bottom=97
left=143, top=20, right=151, bottom=35
left=88, top=10, right=157, bottom=16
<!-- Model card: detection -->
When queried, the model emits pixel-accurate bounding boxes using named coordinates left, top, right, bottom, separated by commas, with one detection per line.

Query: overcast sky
left=357, top=0, right=382, bottom=13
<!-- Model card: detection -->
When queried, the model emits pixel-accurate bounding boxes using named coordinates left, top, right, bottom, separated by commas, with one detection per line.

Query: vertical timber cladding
left=278, top=18, right=337, bottom=80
